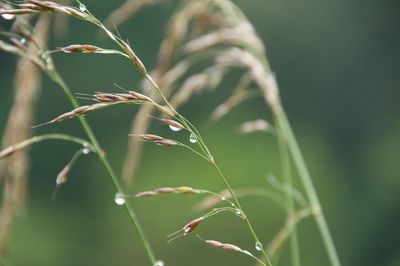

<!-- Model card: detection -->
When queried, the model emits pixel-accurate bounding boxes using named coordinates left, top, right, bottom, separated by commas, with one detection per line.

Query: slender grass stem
left=212, top=163, right=273, bottom=266
left=47, top=70, right=157, bottom=265
left=274, top=108, right=341, bottom=266
left=0, top=134, right=91, bottom=160
left=275, top=121, right=301, bottom=266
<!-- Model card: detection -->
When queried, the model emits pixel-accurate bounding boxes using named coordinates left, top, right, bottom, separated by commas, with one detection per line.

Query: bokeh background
left=1, top=0, right=400, bottom=265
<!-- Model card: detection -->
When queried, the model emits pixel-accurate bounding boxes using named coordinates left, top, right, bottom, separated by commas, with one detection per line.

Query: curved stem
left=0, top=133, right=91, bottom=160
left=47, top=70, right=157, bottom=264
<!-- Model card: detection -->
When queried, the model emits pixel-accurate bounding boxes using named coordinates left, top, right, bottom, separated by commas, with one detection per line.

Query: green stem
left=47, top=70, right=157, bottom=265
left=275, top=119, right=301, bottom=266
left=0, top=133, right=91, bottom=160
left=212, top=163, right=273, bottom=266
left=275, top=109, right=340, bottom=266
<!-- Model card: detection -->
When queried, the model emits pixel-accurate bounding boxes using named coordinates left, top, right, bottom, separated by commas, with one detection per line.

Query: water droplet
left=1, top=14, right=15, bottom=20
left=169, top=125, right=182, bottom=132
left=189, top=133, right=197, bottom=143
left=154, top=261, right=164, bottom=266
left=20, top=38, right=26, bottom=45
left=221, top=197, right=226, bottom=201
left=79, top=3, right=87, bottom=11
left=235, top=209, right=242, bottom=215
left=82, top=142, right=90, bottom=154
left=255, top=241, right=263, bottom=251
left=114, top=192, right=126, bottom=205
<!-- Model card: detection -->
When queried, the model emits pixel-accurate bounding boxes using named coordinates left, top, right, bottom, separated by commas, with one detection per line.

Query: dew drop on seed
left=255, top=241, right=263, bottom=251
left=114, top=192, right=125, bottom=205
left=154, top=261, right=164, bottom=266
left=235, top=209, right=242, bottom=215
left=1, top=14, right=15, bottom=20
left=169, top=125, right=181, bottom=132
left=79, top=3, right=87, bottom=11
left=189, top=133, right=197, bottom=143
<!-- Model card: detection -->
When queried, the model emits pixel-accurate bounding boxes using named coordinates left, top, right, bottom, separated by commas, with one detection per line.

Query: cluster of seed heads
left=0, top=0, right=86, bottom=18
left=39, top=90, right=176, bottom=126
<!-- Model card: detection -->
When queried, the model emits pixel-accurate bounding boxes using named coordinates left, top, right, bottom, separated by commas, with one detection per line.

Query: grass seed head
left=59, top=44, right=99, bottom=53
left=154, top=139, right=177, bottom=146
left=55, top=165, right=71, bottom=186
left=183, top=216, right=204, bottom=234
left=140, top=134, right=164, bottom=141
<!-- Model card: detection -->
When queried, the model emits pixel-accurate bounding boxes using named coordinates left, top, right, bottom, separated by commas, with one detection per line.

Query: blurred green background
left=1, top=0, right=400, bottom=265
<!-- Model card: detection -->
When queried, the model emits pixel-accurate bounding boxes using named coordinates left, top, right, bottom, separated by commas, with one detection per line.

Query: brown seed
left=123, top=42, right=147, bottom=75
left=135, top=191, right=157, bottom=197
left=206, top=240, right=223, bottom=248
left=141, top=134, right=163, bottom=141
left=161, top=119, right=184, bottom=130
left=56, top=165, right=71, bottom=186
left=183, top=217, right=204, bottom=234
left=59, top=44, right=99, bottom=53
left=129, top=91, right=152, bottom=102
left=221, top=243, right=242, bottom=252
left=155, top=187, right=176, bottom=194
left=155, top=139, right=177, bottom=146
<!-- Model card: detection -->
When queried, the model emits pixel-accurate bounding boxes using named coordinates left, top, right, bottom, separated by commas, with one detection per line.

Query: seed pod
left=155, top=139, right=178, bottom=146
left=59, top=44, right=99, bottom=53
left=55, top=165, right=71, bottom=186
left=135, top=191, right=158, bottom=197
left=123, top=42, right=147, bottom=75
left=175, top=186, right=197, bottom=194
left=140, top=134, right=164, bottom=141
left=161, top=119, right=184, bottom=131
left=206, top=240, right=223, bottom=248
left=183, top=217, right=204, bottom=234
left=157, top=105, right=176, bottom=117
left=129, top=91, right=152, bottom=102
left=155, top=187, right=176, bottom=194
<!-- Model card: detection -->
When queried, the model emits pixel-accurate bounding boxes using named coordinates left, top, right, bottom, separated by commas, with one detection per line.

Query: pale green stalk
left=275, top=123, right=301, bottom=266
left=274, top=109, right=340, bottom=266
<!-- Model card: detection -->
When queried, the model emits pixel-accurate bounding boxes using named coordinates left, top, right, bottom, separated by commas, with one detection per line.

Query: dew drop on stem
left=189, top=133, right=197, bottom=143
left=114, top=192, right=126, bottom=205
left=235, top=209, right=242, bottom=216
left=154, top=261, right=164, bottom=266
left=255, top=241, right=263, bottom=251
left=79, top=3, right=87, bottom=12
left=82, top=142, right=90, bottom=154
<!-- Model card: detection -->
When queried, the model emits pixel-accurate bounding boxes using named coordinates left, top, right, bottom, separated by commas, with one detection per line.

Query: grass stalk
left=212, top=163, right=273, bottom=266
left=46, top=70, right=157, bottom=265
left=275, top=121, right=301, bottom=266
left=274, top=108, right=340, bottom=266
